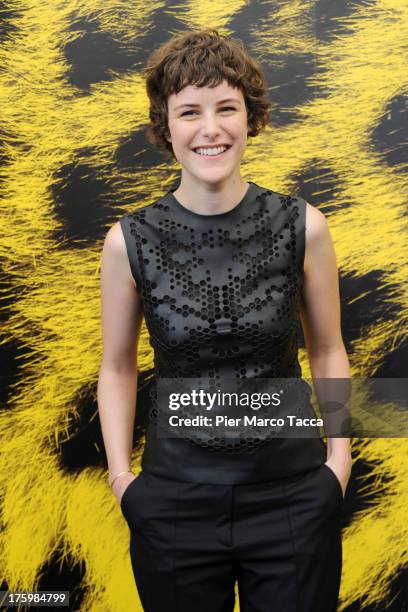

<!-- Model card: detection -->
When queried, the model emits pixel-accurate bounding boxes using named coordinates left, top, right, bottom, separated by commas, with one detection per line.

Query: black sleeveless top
left=119, top=181, right=327, bottom=484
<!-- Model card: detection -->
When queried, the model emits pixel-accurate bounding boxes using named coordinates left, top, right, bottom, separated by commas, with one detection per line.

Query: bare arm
left=300, top=203, right=351, bottom=493
left=97, top=220, right=143, bottom=501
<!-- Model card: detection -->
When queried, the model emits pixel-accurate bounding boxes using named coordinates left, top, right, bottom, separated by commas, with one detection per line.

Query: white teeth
left=195, top=146, right=228, bottom=156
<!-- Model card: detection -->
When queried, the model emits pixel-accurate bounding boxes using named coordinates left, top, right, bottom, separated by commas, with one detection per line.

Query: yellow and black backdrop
left=0, top=1, right=407, bottom=611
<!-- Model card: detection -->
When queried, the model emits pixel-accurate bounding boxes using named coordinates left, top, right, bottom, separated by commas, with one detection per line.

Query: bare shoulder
left=304, top=201, right=329, bottom=243
left=101, top=220, right=137, bottom=289
left=102, top=220, right=135, bottom=275
left=103, top=220, right=127, bottom=256
left=303, top=201, right=337, bottom=276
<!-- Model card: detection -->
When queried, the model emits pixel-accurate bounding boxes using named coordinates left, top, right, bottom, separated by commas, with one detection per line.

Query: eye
left=180, top=106, right=236, bottom=117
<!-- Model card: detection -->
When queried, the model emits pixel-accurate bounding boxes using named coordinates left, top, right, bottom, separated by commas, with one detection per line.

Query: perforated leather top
left=119, top=181, right=326, bottom=484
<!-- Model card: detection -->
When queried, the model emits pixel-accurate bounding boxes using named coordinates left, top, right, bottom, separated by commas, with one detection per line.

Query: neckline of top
left=165, top=181, right=259, bottom=220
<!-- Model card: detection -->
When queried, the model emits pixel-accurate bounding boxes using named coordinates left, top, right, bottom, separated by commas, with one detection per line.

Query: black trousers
left=120, top=463, right=343, bottom=612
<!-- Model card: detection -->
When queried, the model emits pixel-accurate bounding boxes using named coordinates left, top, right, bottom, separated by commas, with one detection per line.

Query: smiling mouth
left=192, top=145, right=232, bottom=158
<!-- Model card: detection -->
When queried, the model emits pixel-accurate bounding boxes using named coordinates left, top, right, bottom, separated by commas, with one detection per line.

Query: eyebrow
left=174, top=98, right=242, bottom=110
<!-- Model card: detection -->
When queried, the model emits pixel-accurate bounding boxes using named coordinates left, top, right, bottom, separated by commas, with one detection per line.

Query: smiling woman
left=164, top=79, right=252, bottom=212
left=98, top=28, right=351, bottom=612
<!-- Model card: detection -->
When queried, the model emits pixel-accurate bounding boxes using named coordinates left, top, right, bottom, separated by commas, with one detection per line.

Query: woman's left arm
left=300, top=202, right=352, bottom=496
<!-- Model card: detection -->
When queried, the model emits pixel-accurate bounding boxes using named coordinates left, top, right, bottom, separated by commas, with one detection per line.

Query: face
left=166, top=80, right=248, bottom=186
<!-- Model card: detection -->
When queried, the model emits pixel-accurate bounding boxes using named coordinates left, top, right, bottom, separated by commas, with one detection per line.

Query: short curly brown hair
left=143, top=29, right=271, bottom=158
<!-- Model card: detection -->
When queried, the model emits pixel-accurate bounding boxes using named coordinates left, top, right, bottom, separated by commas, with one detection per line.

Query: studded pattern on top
left=119, top=181, right=308, bottom=453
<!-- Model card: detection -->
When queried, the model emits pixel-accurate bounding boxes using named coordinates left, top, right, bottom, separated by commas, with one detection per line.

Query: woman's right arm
left=97, top=220, right=144, bottom=504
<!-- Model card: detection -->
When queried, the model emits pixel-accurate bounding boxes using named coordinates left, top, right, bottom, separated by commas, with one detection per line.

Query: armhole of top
left=295, top=196, right=307, bottom=286
left=118, top=215, right=143, bottom=291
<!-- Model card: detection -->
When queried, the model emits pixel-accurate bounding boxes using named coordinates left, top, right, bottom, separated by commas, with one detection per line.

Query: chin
left=191, top=163, right=235, bottom=177
left=193, top=173, right=231, bottom=185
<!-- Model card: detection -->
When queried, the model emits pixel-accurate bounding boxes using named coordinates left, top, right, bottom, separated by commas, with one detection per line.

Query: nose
left=201, top=111, right=221, bottom=138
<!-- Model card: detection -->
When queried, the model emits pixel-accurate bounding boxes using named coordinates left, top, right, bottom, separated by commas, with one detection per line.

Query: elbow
left=306, top=340, right=347, bottom=360
left=99, top=353, right=138, bottom=376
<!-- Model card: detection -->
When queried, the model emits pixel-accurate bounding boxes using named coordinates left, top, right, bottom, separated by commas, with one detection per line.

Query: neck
left=172, top=175, right=249, bottom=215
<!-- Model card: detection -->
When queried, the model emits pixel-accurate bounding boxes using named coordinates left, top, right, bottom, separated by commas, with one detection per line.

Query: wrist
left=108, top=469, right=133, bottom=488
left=326, top=436, right=351, bottom=461
left=326, top=452, right=352, bottom=467
left=111, top=470, right=135, bottom=496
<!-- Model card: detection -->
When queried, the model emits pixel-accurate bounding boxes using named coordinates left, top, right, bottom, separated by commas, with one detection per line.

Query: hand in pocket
left=324, top=458, right=351, bottom=499
left=112, top=472, right=137, bottom=505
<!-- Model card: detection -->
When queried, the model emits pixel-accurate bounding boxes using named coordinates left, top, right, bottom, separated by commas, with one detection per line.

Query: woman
left=98, top=29, right=352, bottom=612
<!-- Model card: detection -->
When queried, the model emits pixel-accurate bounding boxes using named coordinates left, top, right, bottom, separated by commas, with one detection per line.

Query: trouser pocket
left=320, top=463, right=344, bottom=505
left=120, top=473, right=144, bottom=526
